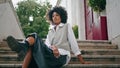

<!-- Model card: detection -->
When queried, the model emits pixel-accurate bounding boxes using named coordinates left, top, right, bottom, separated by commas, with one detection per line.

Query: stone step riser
left=0, top=54, right=18, bottom=61
left=0, top=47, right=11, bottom=51
left=0, top=41, right=117, bottom=50
left=78, top=43, right=112, bottom=46
left=0, top=45, right=118, bottom=51
left=0, top=57, right=18, bottom=61
left=0, top=50, right=119, bottom=55
left=0, top=56, right=120, bottom=64
left=81, top=50, right=120, bottom=55
left=1, top=43, right=114, bottom=48
left=64, top=64, right=120, bottom=68
left=0, top=40, right=112, bottom=47
left=0, top=59, right=116, bottom=65
left=0, top=61, right=22, bottom=64
left=77, top=40, right=111, bottom=44
left=79, top=45, right=118, bottom=49
left=0, top=51, right=16, bottom=55
left=0, top=64, right=21, bottom=68
left=3, top=40, right=111, bottom=44
left=1, top=58, right=120, bottom=62
left=70, top=59, right=120, bottom=64
left=1, top=50, right=120, bottom=55
left=0, top=49, right=11, bottom=51
left=0, top=42, right=8, bottom=47
left=1, top=59, right=119, bottom=64
left=0, top=64, right=120, bottom=68
left=69, top=61, right=120, bottom=64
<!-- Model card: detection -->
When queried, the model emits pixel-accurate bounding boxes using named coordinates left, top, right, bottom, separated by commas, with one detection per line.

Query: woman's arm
left=77, top=54, right=85, bottom=64
left=67, top=23, right=81, bottom=56
left=67, top=24, right=91, bottom=64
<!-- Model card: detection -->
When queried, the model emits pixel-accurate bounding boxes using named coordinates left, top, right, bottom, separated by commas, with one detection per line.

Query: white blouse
left=45, top=23, right=81, bottom=65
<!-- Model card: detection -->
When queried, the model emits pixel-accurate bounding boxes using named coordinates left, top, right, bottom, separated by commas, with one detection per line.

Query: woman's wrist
left=77, top=54, right=85, bottom=64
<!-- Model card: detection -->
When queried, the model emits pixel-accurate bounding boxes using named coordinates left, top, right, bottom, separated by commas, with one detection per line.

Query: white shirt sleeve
left=45, top=35, right=51, bottom=47
left=67, top=24, right=81, bottom=56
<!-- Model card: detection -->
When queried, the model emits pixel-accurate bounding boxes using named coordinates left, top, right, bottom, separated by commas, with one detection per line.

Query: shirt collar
left=49, top=23, right=65, bottom=30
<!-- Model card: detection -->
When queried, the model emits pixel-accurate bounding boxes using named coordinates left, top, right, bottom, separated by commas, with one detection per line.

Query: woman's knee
left=26, top=37, right=35, bottom=46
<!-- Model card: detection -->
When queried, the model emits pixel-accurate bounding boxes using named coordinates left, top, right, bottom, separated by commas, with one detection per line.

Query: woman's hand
left=50, top=45, right=60, bottom=58
left=77, top=54, right=91, bottom=64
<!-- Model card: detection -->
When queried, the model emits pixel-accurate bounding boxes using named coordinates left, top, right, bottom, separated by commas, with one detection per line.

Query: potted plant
left=88, top=0, right=106, bottom=13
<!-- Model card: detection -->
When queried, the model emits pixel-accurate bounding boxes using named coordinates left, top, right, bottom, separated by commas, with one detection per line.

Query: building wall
left=106, top=0, right=120, bottom=49
left=78, top=0, right=86, bottom=40
left=0, top=0, right=25, bottom=41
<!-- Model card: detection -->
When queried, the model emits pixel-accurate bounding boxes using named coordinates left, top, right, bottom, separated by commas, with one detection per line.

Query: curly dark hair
left=48, top=6, right=68, bottom=23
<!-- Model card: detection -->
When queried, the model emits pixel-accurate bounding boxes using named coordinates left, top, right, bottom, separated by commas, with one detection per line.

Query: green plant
left=16, top=0, right=52, bottom=38
left=88, top=0, right=106, bottom=12
left=72, top=25, right=78, bottom=39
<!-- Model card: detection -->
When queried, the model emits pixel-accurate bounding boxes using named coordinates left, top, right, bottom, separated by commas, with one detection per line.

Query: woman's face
left=52, top=12, right=61, bottom=25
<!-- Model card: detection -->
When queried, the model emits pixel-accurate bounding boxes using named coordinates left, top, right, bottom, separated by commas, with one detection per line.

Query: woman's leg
left=22, top=47, right=32, bottom=68
left=23, top=33, right=66, bottom=68
left=26, top=37, right=35, bottom=46
left=22, top=37, right=35, bottom=68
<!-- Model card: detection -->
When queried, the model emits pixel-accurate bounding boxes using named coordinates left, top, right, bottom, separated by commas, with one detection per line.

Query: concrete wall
left=78, top=0, right=86, bottom=40
left=0, top=0, right=25, bottom=41
left=106, top=0, right=120, bottom=49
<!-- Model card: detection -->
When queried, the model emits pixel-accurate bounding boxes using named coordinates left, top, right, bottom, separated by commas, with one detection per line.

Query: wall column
left=78, top=0, right=86, bottom=40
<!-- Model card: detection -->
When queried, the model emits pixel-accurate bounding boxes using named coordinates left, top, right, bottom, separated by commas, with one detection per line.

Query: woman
left=7, top=6, right=90, bottom=68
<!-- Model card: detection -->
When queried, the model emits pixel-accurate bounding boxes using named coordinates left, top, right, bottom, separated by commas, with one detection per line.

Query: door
left=84, top=0, right=108, bottom=40
left=84, top=0, right=93, bottom=40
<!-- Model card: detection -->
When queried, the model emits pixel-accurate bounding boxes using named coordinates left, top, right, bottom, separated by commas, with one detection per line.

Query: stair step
left=0, top=64, right=120, bottom=68
left=0, top=54, right=18, bottom=61
left=2, top=49, right=120, bottom=55
left=0, top=47, right=11, bottom=51
left=0, top=51, right=16, bottom=54
left=79, top=44, right=118, bottom=49
left=81, top=49, right=120, bottom=55
left=0, top=41, right=9, bottom=47
left=0, top=61, right=22, bottom=64
left=63, top=64, right=120, bottom=68
left=70, top=55, right=120, bottom=64
left=77, top=40, right=111, bottom=44
left=70, top=60, right=120, bottom=64
left=0, top=64, right=22, bottom=68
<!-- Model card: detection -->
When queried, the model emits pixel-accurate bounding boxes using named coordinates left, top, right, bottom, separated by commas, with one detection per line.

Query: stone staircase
left=0, top=40, right=120, bottom=68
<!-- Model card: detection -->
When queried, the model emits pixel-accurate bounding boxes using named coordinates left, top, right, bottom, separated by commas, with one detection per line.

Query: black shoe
left=6, top=36, right=27, bottom=60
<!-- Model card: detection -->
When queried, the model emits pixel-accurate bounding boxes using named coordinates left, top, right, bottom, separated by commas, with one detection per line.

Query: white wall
left=106, top=0, right=120, bottom=49
left=78, top=0, right=86, bottom=40
left=60, top=0, right=86, bottom=40
left=0, top=1, right=25, bottom=41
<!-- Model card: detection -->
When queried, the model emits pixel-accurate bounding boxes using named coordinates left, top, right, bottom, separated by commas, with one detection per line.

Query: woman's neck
left=53, top=22, right=60, bottom=25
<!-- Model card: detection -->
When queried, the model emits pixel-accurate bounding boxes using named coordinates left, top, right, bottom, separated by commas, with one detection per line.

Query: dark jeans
left=26, top=33, right=67, bottom=68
